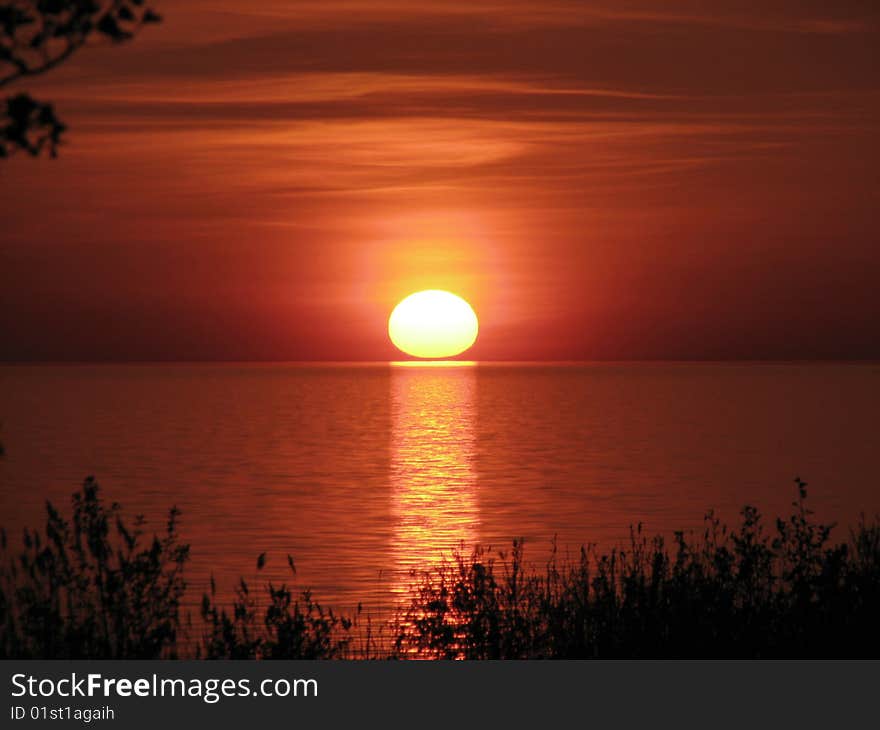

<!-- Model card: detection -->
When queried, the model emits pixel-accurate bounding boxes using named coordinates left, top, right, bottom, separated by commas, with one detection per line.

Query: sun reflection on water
left=390, top=364, right=479, bottom=598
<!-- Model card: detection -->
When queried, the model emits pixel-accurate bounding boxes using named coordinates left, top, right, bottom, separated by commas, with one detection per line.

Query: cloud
left=176, top=0, right=875, bottom=34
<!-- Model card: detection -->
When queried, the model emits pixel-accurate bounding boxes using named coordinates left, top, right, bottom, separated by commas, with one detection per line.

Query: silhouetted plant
left=198, top=553, right=355, bottom=660
left=393, top=479, right=880, bottom=658
left=0, top=476, right=188, bottom=658
left=1, top=1, right=161, bottom=157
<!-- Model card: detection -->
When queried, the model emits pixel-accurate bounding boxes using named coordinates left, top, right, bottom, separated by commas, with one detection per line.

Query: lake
left=1, top=362, right=878, bottom=617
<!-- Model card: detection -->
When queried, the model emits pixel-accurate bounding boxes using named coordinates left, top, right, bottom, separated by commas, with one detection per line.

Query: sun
left=388, top=290, right=479, bottom=359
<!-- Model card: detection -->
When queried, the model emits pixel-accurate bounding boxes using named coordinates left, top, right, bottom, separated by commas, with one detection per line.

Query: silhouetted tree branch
left=0, top=1, right=161, bottom=158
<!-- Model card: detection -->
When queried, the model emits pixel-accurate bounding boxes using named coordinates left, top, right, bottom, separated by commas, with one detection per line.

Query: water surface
left=1, top=362, right=878, bottom=614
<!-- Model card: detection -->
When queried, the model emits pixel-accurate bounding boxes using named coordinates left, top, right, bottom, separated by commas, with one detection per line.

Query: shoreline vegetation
left=1, top=478, right=878, bottom=659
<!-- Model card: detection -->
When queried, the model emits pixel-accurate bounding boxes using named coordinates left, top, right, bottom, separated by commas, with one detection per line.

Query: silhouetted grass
left=2, top=477, right=879, bottom=659
left=393, top=479, right=880, bottom=658
left=197, top=555, right=356, bottom=659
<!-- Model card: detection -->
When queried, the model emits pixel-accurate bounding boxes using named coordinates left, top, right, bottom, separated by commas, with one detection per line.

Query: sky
left=1, top=0, right=879, bottom=361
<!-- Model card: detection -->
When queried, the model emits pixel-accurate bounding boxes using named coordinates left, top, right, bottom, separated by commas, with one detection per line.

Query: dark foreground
left=2, top=478, right=878, bottom=659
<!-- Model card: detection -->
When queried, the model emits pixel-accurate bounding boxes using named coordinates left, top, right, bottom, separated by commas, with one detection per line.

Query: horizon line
left=2, top=358, right=879, bottom=367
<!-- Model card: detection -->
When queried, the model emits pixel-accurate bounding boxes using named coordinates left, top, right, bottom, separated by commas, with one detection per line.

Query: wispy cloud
left=177, top=0, right=874, bottom=34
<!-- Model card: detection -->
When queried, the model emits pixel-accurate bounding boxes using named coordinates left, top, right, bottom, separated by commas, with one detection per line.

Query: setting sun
left=388, top=290, right=479, bottom=359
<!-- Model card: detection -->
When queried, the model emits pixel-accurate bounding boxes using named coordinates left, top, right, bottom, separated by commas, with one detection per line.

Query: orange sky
left=1, top=0, right=879, bottom=360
